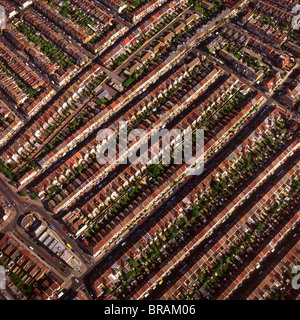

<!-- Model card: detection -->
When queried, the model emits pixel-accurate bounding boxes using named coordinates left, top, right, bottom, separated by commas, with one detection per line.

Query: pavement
left=0, top=175, right=93, bottom=293
left=0, top=1, right=299, bottom=301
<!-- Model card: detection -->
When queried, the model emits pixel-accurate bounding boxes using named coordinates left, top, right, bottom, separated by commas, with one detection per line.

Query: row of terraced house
left=91, top=105, right=298, bottom=299
left=0, top=64, right=104, bottom=171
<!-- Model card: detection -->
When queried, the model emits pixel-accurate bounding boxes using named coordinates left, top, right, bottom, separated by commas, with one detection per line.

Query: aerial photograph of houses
left=0, top=0, right=299, bottom=309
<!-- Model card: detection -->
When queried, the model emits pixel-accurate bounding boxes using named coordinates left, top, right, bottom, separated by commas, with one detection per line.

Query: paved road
left=147, top=151, right=299, bottom=299
left=1, top=0, right=298, bottom=301
left=0, top=176, right=92, bottom=283
left=81, top=103, right=278, bottom=297
left=229, top=222, right=300, bottom=300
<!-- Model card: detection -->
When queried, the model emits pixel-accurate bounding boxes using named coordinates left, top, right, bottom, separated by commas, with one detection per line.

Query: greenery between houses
left=100, top=118, right=296, bottom=298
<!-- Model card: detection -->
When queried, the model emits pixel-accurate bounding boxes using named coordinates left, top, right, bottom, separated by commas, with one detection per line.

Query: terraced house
left=0, top=0, right=299, bottom=302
